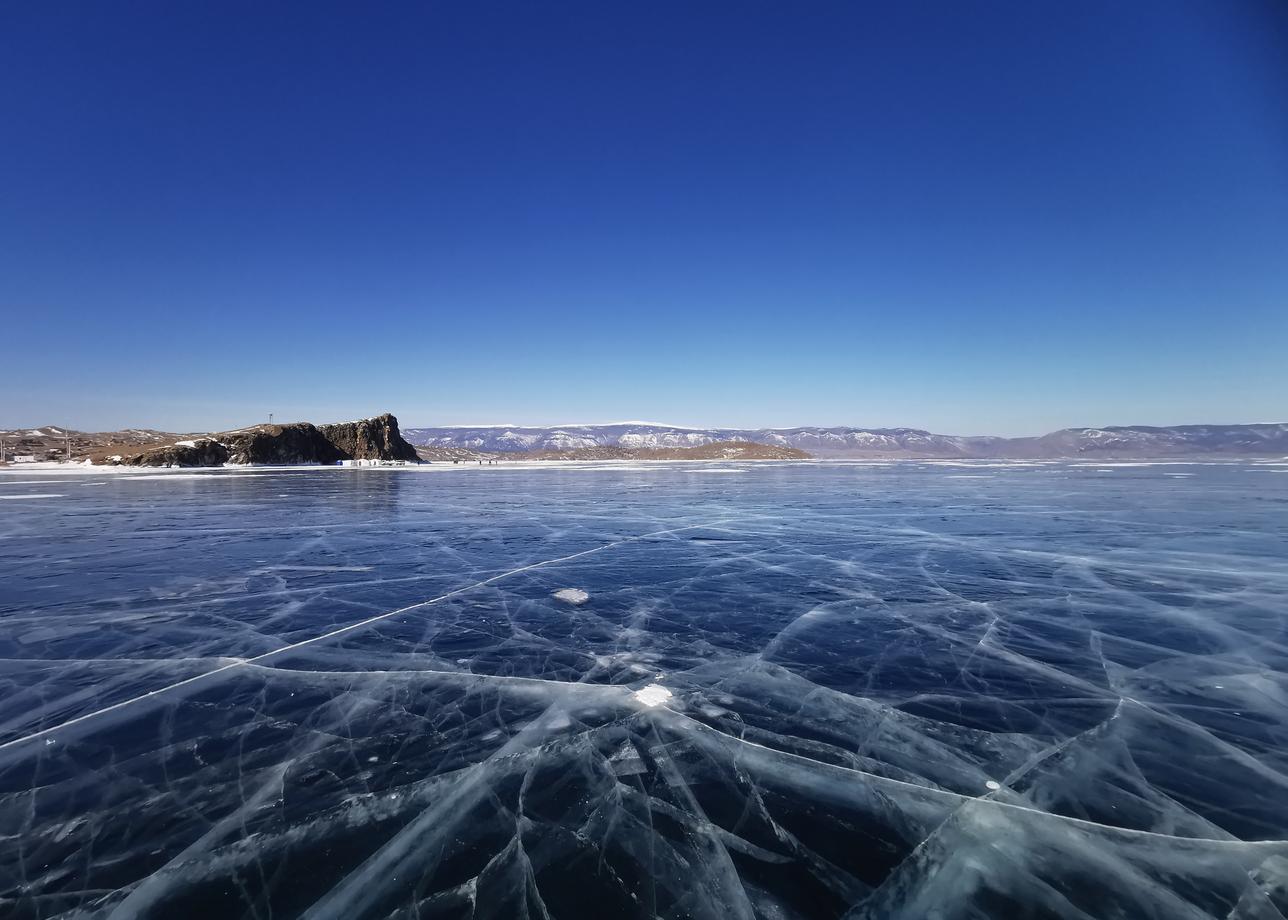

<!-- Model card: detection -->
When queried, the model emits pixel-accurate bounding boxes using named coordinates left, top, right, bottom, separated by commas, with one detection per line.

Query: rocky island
left=99, top=413, right=420, bottom=467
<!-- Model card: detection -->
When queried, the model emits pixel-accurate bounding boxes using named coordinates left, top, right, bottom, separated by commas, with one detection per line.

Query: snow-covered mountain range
left=401, top=423, right=1288, bottom=458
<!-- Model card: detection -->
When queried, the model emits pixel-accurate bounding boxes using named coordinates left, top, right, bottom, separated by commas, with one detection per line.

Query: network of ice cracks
left=1, top=461, right=1287, bottom=919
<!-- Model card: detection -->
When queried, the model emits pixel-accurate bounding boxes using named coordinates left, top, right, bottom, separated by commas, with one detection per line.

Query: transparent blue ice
left=2, top=461, right=1287, bottom=918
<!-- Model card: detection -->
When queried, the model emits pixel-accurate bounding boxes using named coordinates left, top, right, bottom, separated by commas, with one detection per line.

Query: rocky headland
left=102, top=413, right=419, bottom=467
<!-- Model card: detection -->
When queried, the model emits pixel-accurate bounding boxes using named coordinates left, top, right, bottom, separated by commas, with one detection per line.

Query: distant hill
left=1008, top=424, right=1288, bottom=458
left=402, top=423, right=1001, bottom=458
left=403, top=422, right=1288, bottom=459
left=0, top=426, right=195, bottom=462
left=494, top=441, right=810, bottom=461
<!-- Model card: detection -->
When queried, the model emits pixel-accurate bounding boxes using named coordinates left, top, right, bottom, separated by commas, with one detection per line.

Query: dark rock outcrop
left=113, top=413, right=418, bottom=467
left=319, top=414, right=419, bottom=462
left=221, top=424, right=345, bottom=465
left=120, top=439, right=230, bottom=467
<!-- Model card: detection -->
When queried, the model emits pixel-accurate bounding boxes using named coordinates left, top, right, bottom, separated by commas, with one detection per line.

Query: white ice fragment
left=552, top=588, right=590, bottom=605
left=632, top=684, right=672, bottom=707
left=609, top=741, right=648, bottom=775
left=985, top=780, right=1001, bottom=791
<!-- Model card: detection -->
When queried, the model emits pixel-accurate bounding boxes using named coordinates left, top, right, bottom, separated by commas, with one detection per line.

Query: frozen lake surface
left=2, top=461, right=1288, bottom=918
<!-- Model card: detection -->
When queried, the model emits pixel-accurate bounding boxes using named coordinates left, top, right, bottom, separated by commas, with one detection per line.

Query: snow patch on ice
left=632, top=684, right=672, bottom=707
left=552, top=588, right=590, bottom=605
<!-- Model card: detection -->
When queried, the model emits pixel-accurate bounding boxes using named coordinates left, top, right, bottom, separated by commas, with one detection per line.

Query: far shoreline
left=2, top=456, right=1282, bottom=477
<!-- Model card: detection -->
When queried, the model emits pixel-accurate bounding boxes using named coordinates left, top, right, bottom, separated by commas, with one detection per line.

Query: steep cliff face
left=223, top=425, right=345, bottom=465
left=318, top=414, right=419, bottom=462
left=113, top=413, right=418, bottom=467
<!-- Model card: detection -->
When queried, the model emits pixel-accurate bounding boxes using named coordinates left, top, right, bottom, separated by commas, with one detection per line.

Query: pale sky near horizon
left=3, top=2, right=1286, bottom=437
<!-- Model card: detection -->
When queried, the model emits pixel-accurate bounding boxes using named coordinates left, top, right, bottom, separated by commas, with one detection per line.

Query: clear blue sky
left=3, top=1, right=1285, bottom=436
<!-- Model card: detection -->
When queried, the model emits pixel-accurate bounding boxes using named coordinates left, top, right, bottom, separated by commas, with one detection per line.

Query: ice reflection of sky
left=2, top=462, right=1287, bottom=918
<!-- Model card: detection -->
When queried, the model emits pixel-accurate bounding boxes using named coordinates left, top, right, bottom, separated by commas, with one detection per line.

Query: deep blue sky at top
left=2, top=1, right=1285, bottom=435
